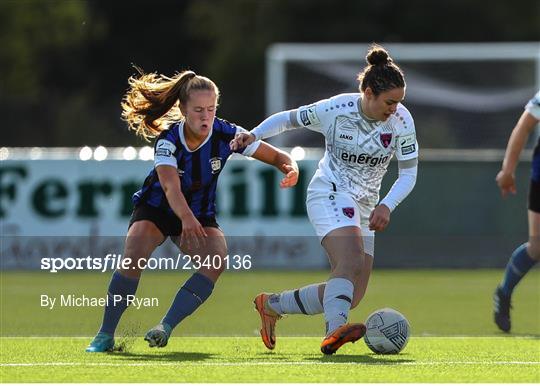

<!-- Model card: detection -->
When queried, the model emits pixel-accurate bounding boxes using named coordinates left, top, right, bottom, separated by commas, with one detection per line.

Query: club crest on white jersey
left=296, top=93, right=418, bottom=204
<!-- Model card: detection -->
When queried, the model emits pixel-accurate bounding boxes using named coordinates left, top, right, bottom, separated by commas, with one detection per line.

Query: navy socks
left=500, top=243, right=537, bottom=297
left=162, top=272, right=215, bottom=330
left=99, top=271, right=140, bottom=335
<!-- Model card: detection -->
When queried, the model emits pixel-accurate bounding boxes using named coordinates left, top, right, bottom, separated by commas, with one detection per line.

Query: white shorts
left=306, top=184, right=375, bottom=256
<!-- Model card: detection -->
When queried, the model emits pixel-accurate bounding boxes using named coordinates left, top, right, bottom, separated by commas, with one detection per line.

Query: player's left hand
left=280, top=163, right=299, bottom=188
left=369, top=204, right=391, bottom=231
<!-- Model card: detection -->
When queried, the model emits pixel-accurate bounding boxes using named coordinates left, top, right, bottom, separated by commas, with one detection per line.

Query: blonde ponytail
left=121, top=68, right=219, bottom=141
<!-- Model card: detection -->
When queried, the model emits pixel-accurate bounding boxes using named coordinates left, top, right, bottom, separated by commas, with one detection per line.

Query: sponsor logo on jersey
left=300, top=110, right=311, bottom=126
left=342, top=207, right=355, bottom=218
left=401, top=144, right=416, bottom=155
left=155, top=148, right=172, bottom=157
left=155, top=139, right=176, bottom=157
left=209, top=157, right=222, bottom=174
left=339, top=134, right=353, bottom=140
left=299, top=105, right=320, bottom=126
left=380, top=133, right=392, bottom=148
left=399, top=133, right=416, bottom=146
left=340, top=151, right=389, bottom=166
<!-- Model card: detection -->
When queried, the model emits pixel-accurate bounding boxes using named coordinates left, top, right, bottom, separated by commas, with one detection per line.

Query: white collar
left=178, top=120, right=213, bottom=153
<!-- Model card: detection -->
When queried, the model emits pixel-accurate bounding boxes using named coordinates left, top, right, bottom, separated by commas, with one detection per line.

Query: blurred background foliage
left=1, top=0, right=539, bottom=146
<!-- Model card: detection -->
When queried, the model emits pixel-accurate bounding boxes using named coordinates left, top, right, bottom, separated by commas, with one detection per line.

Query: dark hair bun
left=366, top=46, right=391, bottom=66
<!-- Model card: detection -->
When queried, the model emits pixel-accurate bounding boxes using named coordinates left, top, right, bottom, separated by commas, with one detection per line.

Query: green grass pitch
left=1, top=269, right=539, bottom=382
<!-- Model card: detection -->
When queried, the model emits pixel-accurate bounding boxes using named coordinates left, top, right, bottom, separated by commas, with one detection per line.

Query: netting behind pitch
left=277, top=55, right=537, bottom=149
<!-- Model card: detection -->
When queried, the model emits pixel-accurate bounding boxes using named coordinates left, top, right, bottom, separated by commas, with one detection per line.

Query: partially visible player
left=86, top=69, right=298, bottom=352
left=493, top=90, right=540, bottom=332
left=231, top=44, right=418, bottom=354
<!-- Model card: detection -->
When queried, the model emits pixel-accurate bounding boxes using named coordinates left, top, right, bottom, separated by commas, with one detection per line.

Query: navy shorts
left=528, top=180, right=540, bottom=213
left=128, top=204, right=219, bottom=237
left=529, top=149, right=540, bottom=213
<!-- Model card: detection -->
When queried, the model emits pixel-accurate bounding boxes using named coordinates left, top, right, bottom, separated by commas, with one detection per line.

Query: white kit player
left=231, top=44, right=418, bottom=355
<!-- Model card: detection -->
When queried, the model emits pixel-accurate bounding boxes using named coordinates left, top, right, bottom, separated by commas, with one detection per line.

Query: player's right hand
left=495, top=170, right=517, bottom=197
left=368, top=204, right=391, bottom=231
left=179, top=213, right=207, bottom=249
left=230, top=132, right=256, bottom=151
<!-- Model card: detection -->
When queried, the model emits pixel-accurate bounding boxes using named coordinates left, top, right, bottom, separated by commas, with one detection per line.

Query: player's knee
left=122, top=222, right=163, bottom=273
left=213, top=259, right=227, bottom=275
left=337, top=258, right=363, bottom=278
left=123, top=242, right=151, bottom=268
left=209, top=247, right=229, bottom=274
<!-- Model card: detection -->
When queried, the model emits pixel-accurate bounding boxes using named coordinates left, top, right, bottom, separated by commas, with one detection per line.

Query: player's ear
left=364, top=87, right=374, bottom=99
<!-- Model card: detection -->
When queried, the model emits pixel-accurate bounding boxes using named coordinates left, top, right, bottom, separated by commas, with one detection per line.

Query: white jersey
left=525, top=90, right=540, bottom=120
left=295, top=93, right=418, bottom=206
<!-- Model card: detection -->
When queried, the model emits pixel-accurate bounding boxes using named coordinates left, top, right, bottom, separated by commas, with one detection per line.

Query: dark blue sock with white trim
left=162, top=272, right=215, bottom=330
left=99, top=270, right=140, bottom=336
left=500, top=243, right=537, bottom=297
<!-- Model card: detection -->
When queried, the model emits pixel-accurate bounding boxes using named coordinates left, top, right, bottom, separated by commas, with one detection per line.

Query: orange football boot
left=253, top=293, right=282, bottom=350
left=320, top=323, right=366, bottom=355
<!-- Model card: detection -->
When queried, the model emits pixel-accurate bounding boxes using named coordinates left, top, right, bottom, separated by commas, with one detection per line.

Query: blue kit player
left=493, top=90, right=540, bottom=332
left=86, top=69, right=298, bottom=352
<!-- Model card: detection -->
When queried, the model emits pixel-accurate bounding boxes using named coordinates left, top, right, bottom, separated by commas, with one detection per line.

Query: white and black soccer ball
left=364, top=308, right=410, bottom=354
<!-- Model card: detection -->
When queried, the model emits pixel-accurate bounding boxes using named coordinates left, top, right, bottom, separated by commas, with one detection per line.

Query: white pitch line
left=1, top=336, right=539, bottom=339
left=1, top=361, right=539, bottom=367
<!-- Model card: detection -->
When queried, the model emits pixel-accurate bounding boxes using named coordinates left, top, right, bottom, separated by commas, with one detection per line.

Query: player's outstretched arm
left=496, top=111, right=539, bottom=197
left=250, top=142, right=299, bottom=188
left=230, top=110, right=299, bottom=152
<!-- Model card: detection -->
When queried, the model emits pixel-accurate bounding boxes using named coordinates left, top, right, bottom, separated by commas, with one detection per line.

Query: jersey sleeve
left=235, top=126, right=261, bottom=157
left=294, top=98, right=332, bottom=135
left=394, top=107, right=419, bottom=161
left=154, top=127, right=180, bottom=168
left=525, top=91, right=540, bottom=120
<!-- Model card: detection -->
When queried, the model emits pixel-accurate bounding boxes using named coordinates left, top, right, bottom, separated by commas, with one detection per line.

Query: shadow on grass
left=109, top=351, right=216, bottom=362
left=251, top=351, right=295, bottom=360
left=302, top=353, right=415, bottom=364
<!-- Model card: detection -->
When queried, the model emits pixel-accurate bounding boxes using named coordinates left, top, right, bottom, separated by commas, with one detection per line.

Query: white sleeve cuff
left=241, top=140, right=261, bottom=157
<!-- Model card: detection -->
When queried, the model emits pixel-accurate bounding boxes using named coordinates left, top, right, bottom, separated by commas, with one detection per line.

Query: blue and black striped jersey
left=133, top=118, right=260, bottom=218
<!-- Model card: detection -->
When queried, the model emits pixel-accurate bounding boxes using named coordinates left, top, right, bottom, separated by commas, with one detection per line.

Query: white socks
left=323, top=278, right=354, bottom=335
left=268, top=283, right=324, bottom=315
left=267, top=278, right=355, bottom=335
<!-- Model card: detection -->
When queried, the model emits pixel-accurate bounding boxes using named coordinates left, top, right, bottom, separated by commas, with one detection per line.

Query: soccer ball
left=364, top=308, right=410, bottom=354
